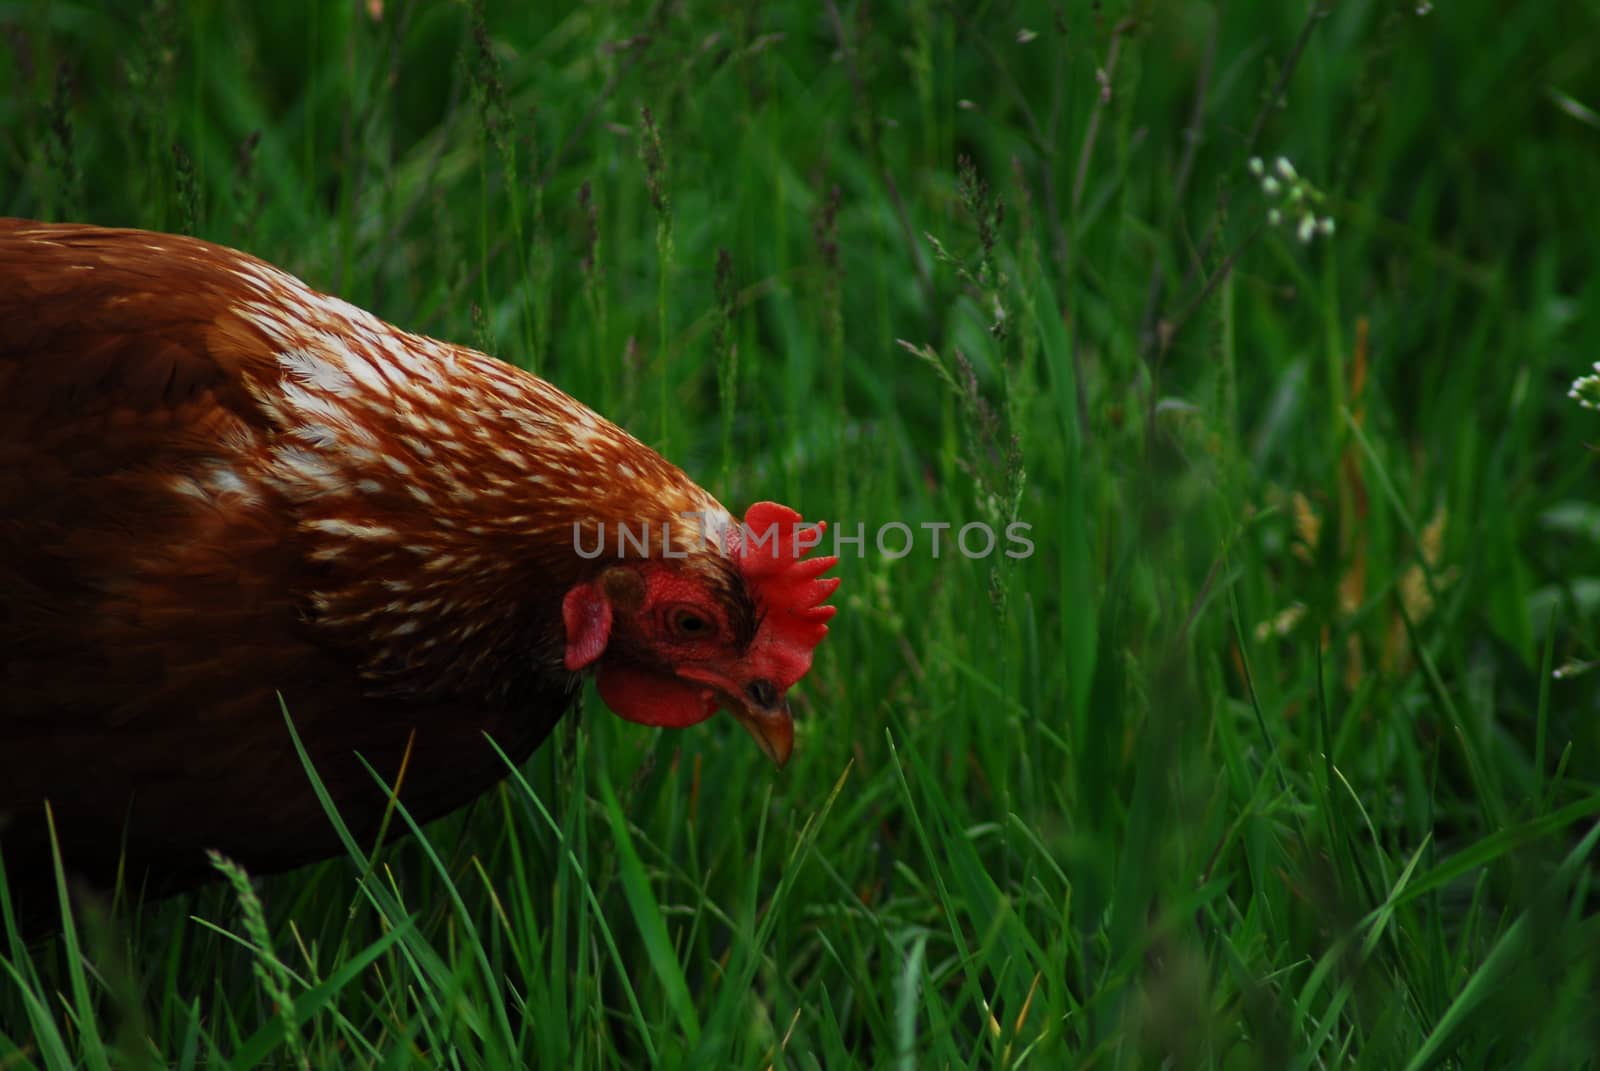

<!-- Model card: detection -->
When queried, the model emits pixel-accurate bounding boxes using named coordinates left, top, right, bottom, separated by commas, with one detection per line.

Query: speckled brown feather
left=0, top=219, right=740, bottom=923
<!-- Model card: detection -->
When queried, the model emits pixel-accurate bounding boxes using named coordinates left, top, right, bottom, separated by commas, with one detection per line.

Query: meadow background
left=4, top=0, right=1600, bottom=1066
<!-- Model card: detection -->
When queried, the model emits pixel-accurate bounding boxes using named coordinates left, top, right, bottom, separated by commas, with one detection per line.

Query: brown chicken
left=0, top=219, right=837, bottom=920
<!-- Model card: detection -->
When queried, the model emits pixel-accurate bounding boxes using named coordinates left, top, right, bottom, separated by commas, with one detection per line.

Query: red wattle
left=595, top=664, right=719, bottom=727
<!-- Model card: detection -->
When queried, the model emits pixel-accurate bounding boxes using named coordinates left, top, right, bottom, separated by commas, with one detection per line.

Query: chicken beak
left=731, top=695, right=794, bottom=767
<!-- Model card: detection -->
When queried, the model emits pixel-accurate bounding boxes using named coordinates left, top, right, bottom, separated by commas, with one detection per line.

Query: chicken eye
left=667, top=607, right=714, bottom=639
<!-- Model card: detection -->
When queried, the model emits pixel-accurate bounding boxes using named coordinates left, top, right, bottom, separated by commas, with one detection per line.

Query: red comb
left=733, top=501, right=839, bottom=688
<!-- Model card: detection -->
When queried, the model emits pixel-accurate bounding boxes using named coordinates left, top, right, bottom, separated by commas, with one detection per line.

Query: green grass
left=5, top=0, right=1600, bottom=1065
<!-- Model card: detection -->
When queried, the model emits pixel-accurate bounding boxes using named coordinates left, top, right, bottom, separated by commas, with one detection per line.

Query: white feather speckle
left=307, top=518, right=398, bottom=541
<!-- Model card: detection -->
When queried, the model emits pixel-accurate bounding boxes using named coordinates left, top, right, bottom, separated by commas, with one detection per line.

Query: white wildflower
left=1572, top=373, right=1600, bottom=409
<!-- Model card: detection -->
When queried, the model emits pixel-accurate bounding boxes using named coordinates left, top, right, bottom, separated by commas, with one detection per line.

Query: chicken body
left=0, top=220, right=835, bottom=919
